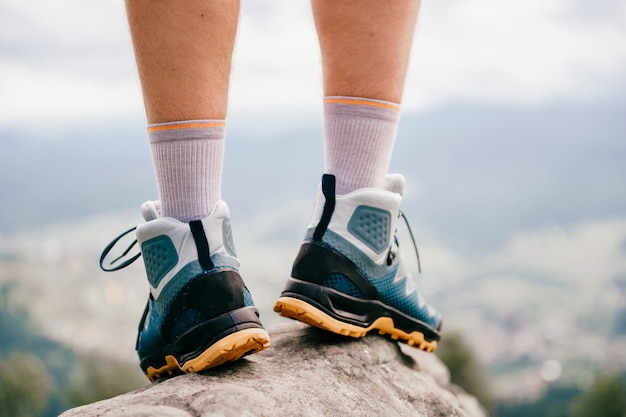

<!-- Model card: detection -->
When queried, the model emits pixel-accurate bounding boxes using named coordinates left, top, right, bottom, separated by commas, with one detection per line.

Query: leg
left=274, top=0, right=442, bottom=352
left=312, top=0, right=420, bottom=103
left=126, top=0, right=238, bottom=221
left=113, top=0, right=269, bottom=380
left=126, top=0, right=238, bottom=123
left=313, top=0, right=420, bottom=194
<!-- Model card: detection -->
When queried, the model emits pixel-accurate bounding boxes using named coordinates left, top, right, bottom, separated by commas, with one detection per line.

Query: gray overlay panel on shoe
left=222, top=218, right=237, bottom=257
left=347, top=205, right=392, bottom=254
left=142, top=235, right=179, bottom=289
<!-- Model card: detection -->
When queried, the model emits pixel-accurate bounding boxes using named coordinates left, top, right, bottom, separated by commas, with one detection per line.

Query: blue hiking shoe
left=274, top=174, right=442, bottom=352
left=100, top=200, right=270, bottom=381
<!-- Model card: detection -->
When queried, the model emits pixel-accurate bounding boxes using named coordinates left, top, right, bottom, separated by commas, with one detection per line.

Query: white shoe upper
left=307, top=174, right=405, bottom=266
left=135, top=200, right=239, bottom=299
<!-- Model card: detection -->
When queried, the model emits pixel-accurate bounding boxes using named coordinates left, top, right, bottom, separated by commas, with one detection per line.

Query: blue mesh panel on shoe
left=137, top=260, right=203, bottom=358
left=157, top=261, right=204, bottom=307
left=347, top=205, right=391, bottom=254
left=155, top=253, right=239, bottom=311
left=373, top=271, right=433, bottom=325
left=137, top=245, right=245, bottom=358
left=304, top=228, right=439, bottom=328
left=142, top=235, right=178, bottom=289
left=309, top=229, right=393, bottom=280
left=243, top=287, right=255, bottom=307
left=137, top=302, right=164, bottom=358
left=171, top=308, right=205, bottom=339
left=361, top=268, right=438, bottom=326
left=323, top=273, right=366, bottom=299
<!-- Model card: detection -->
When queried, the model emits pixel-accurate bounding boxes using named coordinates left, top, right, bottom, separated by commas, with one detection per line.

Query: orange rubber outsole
left=274, top=297, right=438, bottom=353
left=145, top=328, right=271, bottom=381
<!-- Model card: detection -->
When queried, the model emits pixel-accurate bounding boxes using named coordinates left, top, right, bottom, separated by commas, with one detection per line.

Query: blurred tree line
left=0, top=284, right=146, bottom=417
left=437, top=330, right=626, bottom=417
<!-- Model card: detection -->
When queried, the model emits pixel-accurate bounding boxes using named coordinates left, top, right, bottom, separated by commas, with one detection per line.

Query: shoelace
left=99, top=227, right=141, bottom=272
left=399, top=211, right=422, bottom=274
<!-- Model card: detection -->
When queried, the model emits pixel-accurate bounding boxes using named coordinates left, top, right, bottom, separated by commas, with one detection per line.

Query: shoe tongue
left=385, top=174, right=405, bottom=195
left=140, top=200, right=162, bottom=221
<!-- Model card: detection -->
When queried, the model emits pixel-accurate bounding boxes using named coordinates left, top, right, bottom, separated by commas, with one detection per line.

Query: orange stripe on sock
left=324, top=98, right=400, bottom=111
left=147, top=122, right=225, bottom=132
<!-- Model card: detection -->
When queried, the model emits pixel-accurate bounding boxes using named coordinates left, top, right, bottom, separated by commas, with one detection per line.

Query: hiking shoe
left=274, top=174, right=442, bottom=352
left=100, top=200, right=270, bottom=381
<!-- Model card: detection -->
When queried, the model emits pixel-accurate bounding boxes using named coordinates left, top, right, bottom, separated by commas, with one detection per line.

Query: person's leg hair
left=126, top=0, right=240, bottom=221
left=312, top=0, right=420, bottom=194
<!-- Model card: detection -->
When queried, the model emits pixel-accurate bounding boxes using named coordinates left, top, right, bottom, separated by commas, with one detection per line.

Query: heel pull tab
left=189, top=220, right=215, bottom=271
left=313, top=174, right=336, bottom=241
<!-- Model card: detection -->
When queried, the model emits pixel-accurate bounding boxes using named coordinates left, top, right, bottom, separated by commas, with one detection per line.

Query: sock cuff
left=324, top=96, right=401, bottom=123
left=323, top=96, right=400, bottom=194
left=147, top=119, right=226, bottom=144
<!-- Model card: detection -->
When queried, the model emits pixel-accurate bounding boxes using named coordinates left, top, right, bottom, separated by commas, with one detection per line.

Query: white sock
left=148, top=120, right=225, bottom=222
left=323, top=96, right=400, bottom=195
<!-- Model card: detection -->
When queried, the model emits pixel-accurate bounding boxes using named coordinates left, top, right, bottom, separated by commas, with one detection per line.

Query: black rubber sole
left=274, top=278, right=440, bottom=352
left=139, top=306, right=270, bottom=381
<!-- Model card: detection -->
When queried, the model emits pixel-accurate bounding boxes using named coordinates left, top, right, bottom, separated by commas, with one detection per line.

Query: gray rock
left=60, top=323, right=487, bottom=417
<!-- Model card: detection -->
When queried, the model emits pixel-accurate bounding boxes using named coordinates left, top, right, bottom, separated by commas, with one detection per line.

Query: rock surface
left=60, top=323, right=487, bottom=417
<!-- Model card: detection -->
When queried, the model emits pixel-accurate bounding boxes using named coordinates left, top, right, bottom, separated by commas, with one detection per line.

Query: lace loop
left=99, top=226, right=142, bottom=272
left=399, top=211, right=422, bottom=273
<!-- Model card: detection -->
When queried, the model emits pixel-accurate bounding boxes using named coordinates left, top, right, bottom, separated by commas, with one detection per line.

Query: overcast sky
left=0, top=0, right=625, bottom=128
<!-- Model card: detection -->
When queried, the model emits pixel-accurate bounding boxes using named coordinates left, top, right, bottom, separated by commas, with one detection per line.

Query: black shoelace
left=399, top=211, right=422, bottom=274
left=99, top=227, right=141, bottom=272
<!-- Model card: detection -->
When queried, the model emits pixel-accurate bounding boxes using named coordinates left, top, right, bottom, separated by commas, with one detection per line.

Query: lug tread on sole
left=274, top=297, right=438, bottom=353
left=145, top=328, right=271, bottom=382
